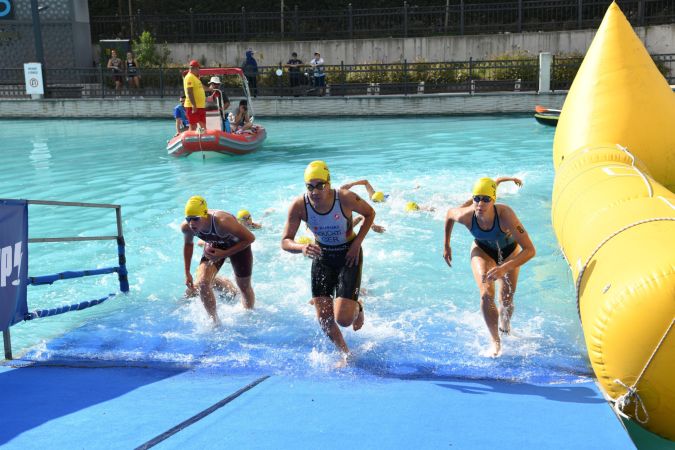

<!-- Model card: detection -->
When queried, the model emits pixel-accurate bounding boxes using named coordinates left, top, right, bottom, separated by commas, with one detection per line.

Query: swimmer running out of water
left=282, top=161, right=376, bottom=366
left=443, top=177, right=535, bottom=357
left=182, top=196, right=256, bottom=326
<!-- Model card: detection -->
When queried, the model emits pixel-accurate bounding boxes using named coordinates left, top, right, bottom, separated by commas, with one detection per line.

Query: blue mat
left=0, top=364, right=633, bottom=449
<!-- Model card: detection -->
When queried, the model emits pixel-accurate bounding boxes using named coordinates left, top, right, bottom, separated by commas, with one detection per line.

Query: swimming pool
left=2, top=116, right=588, bottom=383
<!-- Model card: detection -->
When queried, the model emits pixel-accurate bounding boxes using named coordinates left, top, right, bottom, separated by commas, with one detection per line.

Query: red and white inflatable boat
left=167, top=125, right=267, bottom=157
left=167, top=68, right=266, bottom=158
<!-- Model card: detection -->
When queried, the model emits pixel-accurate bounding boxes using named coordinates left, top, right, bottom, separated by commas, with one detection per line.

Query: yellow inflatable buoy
left=552, top=2, right=675, bottom=444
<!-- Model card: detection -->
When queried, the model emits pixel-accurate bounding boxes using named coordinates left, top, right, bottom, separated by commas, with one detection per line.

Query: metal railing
left=1, top=54, right=672, bottom=99
left=90, top=0, right=675, bottom=43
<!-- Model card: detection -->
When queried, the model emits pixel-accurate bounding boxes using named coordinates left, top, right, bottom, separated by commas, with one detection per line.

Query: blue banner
left=0, top=199, right=27, bottom=331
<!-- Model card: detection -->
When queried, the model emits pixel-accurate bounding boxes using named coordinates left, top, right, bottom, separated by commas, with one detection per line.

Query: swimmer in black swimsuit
left=443, top=177, right=535, bottom=357
left=281, top=161, right=376, bottom=367
left=182, top=196, right=256, bottom=326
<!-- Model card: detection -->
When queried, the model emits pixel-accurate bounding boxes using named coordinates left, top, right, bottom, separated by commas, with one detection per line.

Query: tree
left=131, top=31, right=171, bottom=67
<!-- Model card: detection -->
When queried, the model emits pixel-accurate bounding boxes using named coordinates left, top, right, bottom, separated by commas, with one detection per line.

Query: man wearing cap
left=182, top=196, right=256, bottom=325
left=443, top=177, right=535, bottom=357
left=281, top=161, right=376, bottom=366
left=207, top=76, right=231, bottom=132
left=309, top=52, right=326, bottom=96
left=183, top=60, right=207, bottom=131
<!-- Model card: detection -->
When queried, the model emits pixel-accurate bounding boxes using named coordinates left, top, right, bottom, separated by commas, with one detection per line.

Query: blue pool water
left=2, top=116, right=589, bottom=383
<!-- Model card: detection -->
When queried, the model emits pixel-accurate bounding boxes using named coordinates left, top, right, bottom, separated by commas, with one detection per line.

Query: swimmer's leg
left=194, top=260, right=222, bottom=326
left=497, top=246, right=522, bottom=335
left=213, top=276, right=239, bottom=298
left=234, top=276, right=255, bottom=309
left=231, top=247, right=255, bottom=309
left=313, top=296, right=349, bottom=357
left=470, top=244, right=501, bottom=357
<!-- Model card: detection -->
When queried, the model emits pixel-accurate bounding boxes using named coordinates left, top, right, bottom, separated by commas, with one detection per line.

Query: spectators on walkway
left=242, top=49, right=258, bottom=98
left=126, top=51, right=141, bottom=93
left=107, top=49, right=123, bottom=94
left=310, top=52, right=326, bottom=96
left=285, top=52, right=304, bottom=94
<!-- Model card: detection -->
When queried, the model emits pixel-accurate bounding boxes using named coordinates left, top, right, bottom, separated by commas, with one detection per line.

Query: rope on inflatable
left=574, top=217, right=675, bottom=315
left=616, top=144, right=654, bottom=197
left=23, top=293, right=117, bottom=321
left=611, top=319, right=674, bottom=424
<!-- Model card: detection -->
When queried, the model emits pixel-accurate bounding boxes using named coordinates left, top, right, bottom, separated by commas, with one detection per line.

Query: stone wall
left=4, top=93, right=567, bottom=119
left=130, top=24, right=675, bottom=67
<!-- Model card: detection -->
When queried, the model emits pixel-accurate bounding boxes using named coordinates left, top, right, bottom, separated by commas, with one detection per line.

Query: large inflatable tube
left=551, top=2, right=675, bottom=445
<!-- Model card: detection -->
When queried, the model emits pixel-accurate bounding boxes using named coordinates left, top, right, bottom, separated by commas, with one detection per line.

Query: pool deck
left=0, top=361, right=634, bottom=449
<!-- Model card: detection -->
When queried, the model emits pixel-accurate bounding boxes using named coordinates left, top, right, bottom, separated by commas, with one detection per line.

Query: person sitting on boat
left=443, top=177, right=535, bottom=358
left=233, top=100, right=254, bottom=133
left=236, top=210, right=262, bottom=229
left=173, top=94, right=189, bottom=136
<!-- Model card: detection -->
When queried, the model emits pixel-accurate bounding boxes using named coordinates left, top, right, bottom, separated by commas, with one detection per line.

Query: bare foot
left=334, top=354, right=350, bottom=369
left=489, top=341, right=502, bottom=358
left=352, top=301, right=364, bottom=331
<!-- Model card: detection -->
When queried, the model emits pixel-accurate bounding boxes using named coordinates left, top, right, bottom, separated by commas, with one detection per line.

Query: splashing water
left=1, top=116, right=590, bottom=383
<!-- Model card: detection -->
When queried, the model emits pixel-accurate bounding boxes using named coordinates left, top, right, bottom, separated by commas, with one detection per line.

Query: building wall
left=3, top=93, right=566, bottom=119
left=1, top=0, right=92, bottom=68
left=150, top=24, right=675, bottom=67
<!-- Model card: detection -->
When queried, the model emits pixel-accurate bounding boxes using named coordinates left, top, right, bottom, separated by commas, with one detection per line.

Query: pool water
left=1, top=116, right=589, bottom=383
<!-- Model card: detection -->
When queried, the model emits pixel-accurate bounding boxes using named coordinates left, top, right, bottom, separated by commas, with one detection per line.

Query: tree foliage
left=131, top=31, right=171, bottom=67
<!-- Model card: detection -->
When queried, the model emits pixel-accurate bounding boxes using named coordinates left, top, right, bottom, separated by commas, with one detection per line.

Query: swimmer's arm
left=340, top=180, right=376, bottom=198
left=495, top=176, right=523, bottom=187
left=344, top=190, right=375, bottom=244
left=497, top=206, right=536, bottom=271
left=281, top=198, right=305, bottom=253
left=182, top=223, right=195, bottom=277
left=444, top=208, right=470, bottom=266
left=213, top=213, right=255, bottom=259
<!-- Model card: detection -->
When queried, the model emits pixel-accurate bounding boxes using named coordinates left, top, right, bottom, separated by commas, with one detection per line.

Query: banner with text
left=0, top=199, right=28, bottom=331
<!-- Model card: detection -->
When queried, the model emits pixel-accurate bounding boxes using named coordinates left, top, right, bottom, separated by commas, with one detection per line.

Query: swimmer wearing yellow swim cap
left=236, top=209, right=262, bottom=229
left=185, top=195, right=209, bottom=218
left=340, top=179, right=387, bottom=204
left=181, top=196, right=257, bottom=322
left=304, top=160, right=330, bottom=183
left=281, top=161, right=377, bottom=363
left=405, top=201, right=420, bottom=212
left=443, top=175, right=534, bottom=357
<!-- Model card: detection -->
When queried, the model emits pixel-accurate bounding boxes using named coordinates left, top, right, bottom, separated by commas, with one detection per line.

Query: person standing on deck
left=183, top=60, right=206, bottom=131
left=443, top=177, right=535, bottom=357
left=281, top=161, right=375, bottom=367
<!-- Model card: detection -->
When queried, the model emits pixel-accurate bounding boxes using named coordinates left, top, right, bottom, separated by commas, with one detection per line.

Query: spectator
left=126, top=51, right=141, bottom=93
left=284, top=52, right=304, bottom=94
left=183, top=59, right=207, bottom=131
left=233, top=99, right=253, bottom=132
left=173, top=94, right=189, bottom=136
left=310, top=52, right=326, bottom=96
left=242, top=49, right=258, bottom=98
left=106, top=49, right=123, bottom=94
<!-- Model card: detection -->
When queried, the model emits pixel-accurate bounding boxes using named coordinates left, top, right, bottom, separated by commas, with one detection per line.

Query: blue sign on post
left=0, top=199, right=28, bottom=331
left=0, top=0, right=14, bottom=20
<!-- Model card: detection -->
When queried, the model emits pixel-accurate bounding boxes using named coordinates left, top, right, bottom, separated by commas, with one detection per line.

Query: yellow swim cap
left=405, top=201, right=420, bottom=212
left=472, top=177, right=497, bottom=200
left=237, top=209, right=251, bottom=220
left=295, top=236, right=313, bottom=245
left=185, top=196, right=208, bottom=217
left=371, top=191, right=385, bottom=203
left=304, top=160, right=330, bottom=183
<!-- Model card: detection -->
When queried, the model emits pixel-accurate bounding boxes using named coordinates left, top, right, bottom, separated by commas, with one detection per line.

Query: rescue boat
left=167, top=68, right=266, bottom=158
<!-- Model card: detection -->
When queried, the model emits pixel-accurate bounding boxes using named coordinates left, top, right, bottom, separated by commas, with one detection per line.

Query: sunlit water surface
left=1, top=116, right=588, bottom=383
